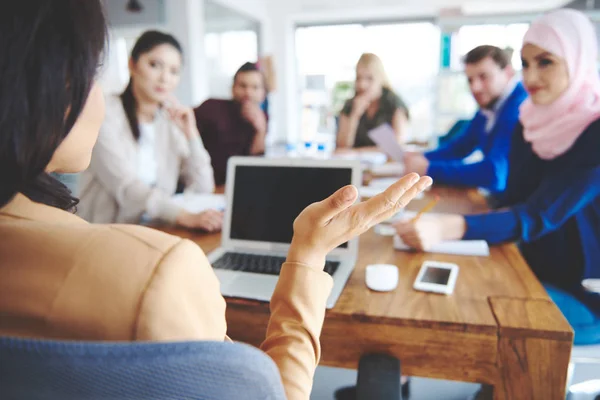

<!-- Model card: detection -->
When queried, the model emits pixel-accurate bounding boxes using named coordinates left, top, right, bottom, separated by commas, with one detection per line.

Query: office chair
left=0, top=336, right=286, bottom=400
left=335, top=353, right=404, bottom=400
left=0, top=337, right=400, bottom=400
left=567, top=343, right=600, bottom=400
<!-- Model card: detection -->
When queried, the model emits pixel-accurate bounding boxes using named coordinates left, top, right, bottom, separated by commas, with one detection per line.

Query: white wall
left=264, top=2, right=298, bottom=143
left=188, top=0, right=272, bottom=104
left=209, top=0, right=271, bottom=53
left=168, top=0, right=208, bottom=105
left=213, top=0, right=269, bottom=21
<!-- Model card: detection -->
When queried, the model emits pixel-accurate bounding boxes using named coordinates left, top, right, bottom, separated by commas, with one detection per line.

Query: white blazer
left=78, top=94, right=215, bottom=224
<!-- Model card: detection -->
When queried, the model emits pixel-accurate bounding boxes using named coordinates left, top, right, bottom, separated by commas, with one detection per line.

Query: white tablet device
left=413, top=261, right=459, bottom=295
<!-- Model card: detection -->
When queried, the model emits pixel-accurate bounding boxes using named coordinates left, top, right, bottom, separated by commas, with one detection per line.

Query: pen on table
left=412, top=195, right=440, bottom=223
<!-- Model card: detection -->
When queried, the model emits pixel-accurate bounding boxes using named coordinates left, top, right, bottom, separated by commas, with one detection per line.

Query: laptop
left=208, top=156, right=362, bottom=309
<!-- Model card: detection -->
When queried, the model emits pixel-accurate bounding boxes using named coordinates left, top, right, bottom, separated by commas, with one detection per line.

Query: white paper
left=393, top=235, right=490, bottom=257
left=384, top=211, right=407, bottom=224
left=582, top=279, right=600, bottom=294
left=369, top=177, right=402, bottom=188
left=171, top=193, right=226, bottom=213
left=360, top=184, right=424, bottom=200
left=359, top=186, right=384, bottom=198
left=370, top=162, right=405, bottom=176
left=374, top=224, right=397, bottom=236
left=367, top=123, right=404, bottom=161
left=334, top=151, right=387, bottom=166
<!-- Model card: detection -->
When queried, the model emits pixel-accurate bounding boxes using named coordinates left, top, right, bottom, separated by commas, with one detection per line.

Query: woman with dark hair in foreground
left=0, top=2, right=432, bottom=399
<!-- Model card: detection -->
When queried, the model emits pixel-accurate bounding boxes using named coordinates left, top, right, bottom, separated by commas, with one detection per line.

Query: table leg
left=490, top=298, right=573, bottom=400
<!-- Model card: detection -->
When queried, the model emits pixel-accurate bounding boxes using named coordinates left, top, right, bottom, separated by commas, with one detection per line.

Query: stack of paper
left=171, top=193, right=226, bottom=213
left=370, top=177, right=403, bottom=188
left=370, top=162, right=405, bottom=176
left=333, top=151, right=387, bottom=166
left=359, top=184, right=424, bottom=200
left=393, top=235, right=490, bottom=256
left=359, top=186, right=385, bottom=198
left=367, top=123, right=404, bottom=161
left=582, top=279, right=600, bottom=294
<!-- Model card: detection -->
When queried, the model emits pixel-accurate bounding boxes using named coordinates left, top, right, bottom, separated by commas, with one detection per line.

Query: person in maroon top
left=194, top=62, right=267, bottom=185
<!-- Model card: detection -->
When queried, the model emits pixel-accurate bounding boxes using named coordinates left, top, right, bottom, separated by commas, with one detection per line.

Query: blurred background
left=99, top=0, right=600, bottom=148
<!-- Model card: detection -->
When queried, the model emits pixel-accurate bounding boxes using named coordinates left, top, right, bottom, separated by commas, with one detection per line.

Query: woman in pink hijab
left=396, top=9, right=600, bottom=345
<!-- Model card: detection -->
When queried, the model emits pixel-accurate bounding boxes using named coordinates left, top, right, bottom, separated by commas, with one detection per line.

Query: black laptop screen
left=229, top=165, right=353, bottom=247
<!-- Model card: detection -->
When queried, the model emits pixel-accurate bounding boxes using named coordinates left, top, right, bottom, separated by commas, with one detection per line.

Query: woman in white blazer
left=79, top=31, right=221, bottom=231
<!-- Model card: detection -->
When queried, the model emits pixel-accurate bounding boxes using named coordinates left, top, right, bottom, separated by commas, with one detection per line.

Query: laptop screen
left=230, top=165, right=353, bottom=247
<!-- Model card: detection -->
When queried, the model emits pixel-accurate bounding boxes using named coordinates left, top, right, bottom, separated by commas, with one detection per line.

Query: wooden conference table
left=159, top=186, right=573, bottom=400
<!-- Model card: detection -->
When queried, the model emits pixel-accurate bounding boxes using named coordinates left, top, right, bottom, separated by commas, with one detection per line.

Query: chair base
left=334, top=379, right=410, bottom=399
left=567, top=379, right=600, bottom=400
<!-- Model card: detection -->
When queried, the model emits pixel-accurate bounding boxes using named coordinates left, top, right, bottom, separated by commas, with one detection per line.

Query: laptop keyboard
left=212, top=252, right=340, bottom=276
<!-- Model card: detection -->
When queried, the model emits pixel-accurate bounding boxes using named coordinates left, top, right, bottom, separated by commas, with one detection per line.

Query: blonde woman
left=337, top=53, right=409, bottom=148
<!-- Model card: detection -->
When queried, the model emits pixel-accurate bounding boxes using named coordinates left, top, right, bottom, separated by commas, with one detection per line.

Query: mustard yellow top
left=0, top=193, right=333, bottom=400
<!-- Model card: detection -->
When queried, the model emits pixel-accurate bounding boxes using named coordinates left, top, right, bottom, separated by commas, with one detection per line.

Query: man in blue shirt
left=404, top=45, right=528, bottom=194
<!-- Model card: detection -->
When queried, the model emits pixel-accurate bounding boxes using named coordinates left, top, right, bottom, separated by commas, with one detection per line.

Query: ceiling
left=291, top=0, right=571, bottom=15
left=205, top=0, right=260, bottom=33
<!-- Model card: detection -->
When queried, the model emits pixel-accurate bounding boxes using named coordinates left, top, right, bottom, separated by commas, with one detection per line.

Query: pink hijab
left=519, top=9, right=600, bottom=160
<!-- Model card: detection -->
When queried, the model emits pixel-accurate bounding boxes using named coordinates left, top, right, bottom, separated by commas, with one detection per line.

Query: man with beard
left=404, top=45, right=527, bottom=194
left=194, top=62, right=267, bottom=185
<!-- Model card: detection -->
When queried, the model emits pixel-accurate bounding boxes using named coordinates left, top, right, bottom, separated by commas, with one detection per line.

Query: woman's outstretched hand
left=287, top=173, right=433, bottom=268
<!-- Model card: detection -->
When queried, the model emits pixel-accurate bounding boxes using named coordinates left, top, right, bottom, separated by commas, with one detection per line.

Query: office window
left=296, top=22, right=441, bottom=143
left=435, top=23, right=529, bottom=135
left=205, top=31, right=259, bottom=98
left=204, top=0, right=260, bottom=99
left=451, top=23, right=529, bottom=71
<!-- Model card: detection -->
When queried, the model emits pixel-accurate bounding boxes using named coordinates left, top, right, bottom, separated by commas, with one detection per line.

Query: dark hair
left=464, top=45, right=511, bottom=69
left=121, top=30, right=183, bottom=141
left=0, top=1, right=107, bottom=211
left=233, top=62, right=264, bottom=86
